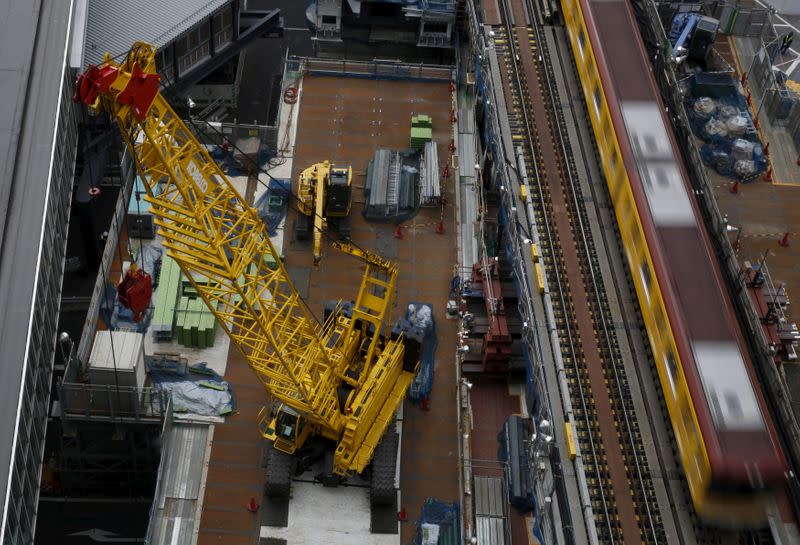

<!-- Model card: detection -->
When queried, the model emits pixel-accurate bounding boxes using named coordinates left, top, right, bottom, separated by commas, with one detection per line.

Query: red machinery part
left=73, top=62, right=160, bottom=121
left=117, top=266, right=153, bottom=322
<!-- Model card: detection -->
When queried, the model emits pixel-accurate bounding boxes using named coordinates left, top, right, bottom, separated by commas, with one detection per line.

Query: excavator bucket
left=117, top=266, right=152, bottom=322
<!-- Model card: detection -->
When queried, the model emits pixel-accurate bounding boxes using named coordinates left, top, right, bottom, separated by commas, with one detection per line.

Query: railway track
left=494, top=0, right=665, bottom=543
left=489, top=1, right=786, bottom=544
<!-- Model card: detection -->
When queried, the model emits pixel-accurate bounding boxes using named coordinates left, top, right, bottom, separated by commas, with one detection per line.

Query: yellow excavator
left=74, top=42, right=419, bottom=501
left=295, top=160, right=353, bottom=265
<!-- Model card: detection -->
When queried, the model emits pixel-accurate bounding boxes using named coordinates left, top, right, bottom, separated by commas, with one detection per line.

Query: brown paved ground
left=199, top=75, right=460, bottom=544
left=197, top=346, right=266, bottom=544
left=469, top=381, right=529, bottom=545
left=288, top=75, right=460, bottom=543
left=712, top=176, right=800, bottom=325
left=483, top=0, right=501, bottom=25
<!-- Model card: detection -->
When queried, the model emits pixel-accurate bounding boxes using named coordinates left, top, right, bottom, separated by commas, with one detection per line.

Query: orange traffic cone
left=764, top=142, right=770, bottom=156
left=247, top=497, right=259, bottom=512
left=779, top=233, right=790, bottom=247
left=764, top=167, right=773, bottom=183
left=730, top=180, right=740, bottom=194
left=398, top=507, right=408, bottom=522
left=435, top=221, right=445, bottom=234
left=394, top=225, right=404, bottom=240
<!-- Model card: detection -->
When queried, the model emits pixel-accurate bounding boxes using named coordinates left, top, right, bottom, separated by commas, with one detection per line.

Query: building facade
left=0, top=1, right=84, bottom=543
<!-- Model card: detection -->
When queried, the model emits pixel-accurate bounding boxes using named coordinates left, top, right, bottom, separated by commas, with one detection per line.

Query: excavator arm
left=75, top=42, right=417, bottom=476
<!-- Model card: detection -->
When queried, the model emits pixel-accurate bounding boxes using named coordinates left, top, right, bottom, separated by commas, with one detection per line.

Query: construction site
left=7, top=0, right=800, bottom=545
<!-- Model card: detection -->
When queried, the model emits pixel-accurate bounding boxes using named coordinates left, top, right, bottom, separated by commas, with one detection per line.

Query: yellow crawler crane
left=74, top=42, right=419, bottom=499
left=295, top=160, right=353, bottom=265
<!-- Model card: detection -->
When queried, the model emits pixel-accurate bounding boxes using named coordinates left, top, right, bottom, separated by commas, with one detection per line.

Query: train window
left=640, top=261, right=652, bottom=287
left=593, top=86, right=602, bottom=118
left=708, top=479, right=755, bottom=496
left=639, top=261, right=651, bottom=301
left=578, top=29, right=586, bottom=58
left=664, top=350, right=678, bottom=396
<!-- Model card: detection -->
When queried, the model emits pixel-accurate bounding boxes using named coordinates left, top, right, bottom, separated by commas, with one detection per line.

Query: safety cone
left=421, top=397, right=431, bottom=411
left=730, top=180, right=740, bottom=194
left=765, top=167, right=773, bottom=183
left=779, top=233, right=790, bottom=247
left=764, top=142, right=770, bottom=157
left=247, top=497, right=259, bottom=512
left=747, top=93, right=753, bottom=107
left=449, top=139, right=456, bottom=152
left=435, top=221, right=445, bottom=234
left=398, top=507, right=408, bottom=522
left=754, top=116, right=760, bottom=130
left=443, top=164, right=450, bottom=178
left=741, top=73, right=747, bottom=86
left=449, top=109, right=456, bottom=124
left=394, top=225, right=404, bottom=240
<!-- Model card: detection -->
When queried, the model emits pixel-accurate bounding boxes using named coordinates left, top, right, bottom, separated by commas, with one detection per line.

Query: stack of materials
left=419, top=141, right=441, bottom=206
left=175, top=276, right=217, bottom=349
left=410, top=114, right=433, bottom=150
left=151, top=256, right=182, bottom=341
left=400, top=303, right=436, bottom=403
left=364, top=149, right=419, bottom=222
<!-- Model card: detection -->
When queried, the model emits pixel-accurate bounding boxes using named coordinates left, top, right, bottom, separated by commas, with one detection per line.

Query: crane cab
left=263, top=403, right=311, bottom=454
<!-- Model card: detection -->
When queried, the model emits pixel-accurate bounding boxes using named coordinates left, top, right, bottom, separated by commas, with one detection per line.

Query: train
left=560, top=0, right=786, bottom=526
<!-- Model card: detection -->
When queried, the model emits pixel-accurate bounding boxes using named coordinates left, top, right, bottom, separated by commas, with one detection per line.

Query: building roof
left=82, top=0, right=230, bottom=68
left=0, top=0, right=76, bottom=539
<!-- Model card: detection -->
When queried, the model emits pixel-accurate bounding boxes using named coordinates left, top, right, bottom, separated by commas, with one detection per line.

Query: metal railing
left=58, top=382, right=169, bottom=422
left=287, top=56, right=454, bottom=82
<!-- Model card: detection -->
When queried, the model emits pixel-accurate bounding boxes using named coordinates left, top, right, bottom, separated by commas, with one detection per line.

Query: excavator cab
left=324, top=165, right=352, bottom=218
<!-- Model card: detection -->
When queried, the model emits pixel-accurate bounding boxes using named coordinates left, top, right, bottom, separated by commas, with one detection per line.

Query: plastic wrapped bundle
left=731, top=139, right=755, bottom=161
left=693, top=97, right=716, bottom=117
left=704, top=118, right=728, bottom=139
left=726, top=115, right=749, bottom=136
left=719, top=104, right=739, bottom=118
left=403, top=302, right=436, bottom=403
left=734, top=159, right=757, bottom=178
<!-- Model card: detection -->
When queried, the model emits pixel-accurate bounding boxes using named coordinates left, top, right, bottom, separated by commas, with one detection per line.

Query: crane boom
left=75, top=42, right=418, bottom=476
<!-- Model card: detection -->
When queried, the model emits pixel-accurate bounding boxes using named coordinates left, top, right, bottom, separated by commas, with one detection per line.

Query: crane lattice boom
left=75, top=42, right=417, bottom=475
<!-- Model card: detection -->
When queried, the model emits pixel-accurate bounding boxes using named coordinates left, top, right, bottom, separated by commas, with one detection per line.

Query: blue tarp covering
left=148, top=360, right=236, bottom=416
left=404, top=303, right=437, bottom=403
left=684, top=74, right=767, bottom=181
left=255, top=178, right=291, bottom=236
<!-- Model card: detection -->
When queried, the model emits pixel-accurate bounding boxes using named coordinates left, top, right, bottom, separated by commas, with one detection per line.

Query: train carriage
left=560, top=0, right=786, bottom=525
